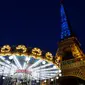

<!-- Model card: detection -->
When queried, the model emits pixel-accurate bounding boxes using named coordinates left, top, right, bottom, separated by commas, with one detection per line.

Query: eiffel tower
left=56, top=0, right=85, bottom=84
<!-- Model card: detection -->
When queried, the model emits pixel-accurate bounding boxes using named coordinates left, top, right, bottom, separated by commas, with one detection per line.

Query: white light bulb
left=9, top=56, right=13, bottom=60
left=2, top=77, right=5, bottom=79
left=59, top=70, right=61, bottom=73
left=59, top=73, right=62, bottom=77
left=44, top=80, right=46, bottom=83
left=56, top=77, right=59, bottom=79
left=53, top=66, right=56, bottom=69
left=25, top=57, right=30, bottom=61
left=42, top=61, right=46, bottom=64
left=36, top=80, right=39, bottom=83
left=51, top=79, right=54, bottom=81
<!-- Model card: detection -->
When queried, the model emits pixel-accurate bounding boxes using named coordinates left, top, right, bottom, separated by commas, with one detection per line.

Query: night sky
left=0, top=0, right=85, bottom=55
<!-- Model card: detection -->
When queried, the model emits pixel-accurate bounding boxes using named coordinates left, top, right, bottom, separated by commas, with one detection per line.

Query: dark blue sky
left=0, top=0, right=85, bottom=55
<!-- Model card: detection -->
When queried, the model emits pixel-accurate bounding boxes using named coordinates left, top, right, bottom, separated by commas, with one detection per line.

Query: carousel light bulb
left=9, top=56, right=13, bottom=60
left=56, top=77, right=59, bottom=79
left=59, top=73, right=62, bottom=77
left=53, top=66, right=56, bottom=69
left=2, top=77, right=5, bottom=79
left=51, top=79, right=54, bottom=81
left=36, top=80, right=39, bottom=83
left=59, top=70, right=61, bottom=73
left=25, top=57, right=30, bottom=61
left=44, top=80, right=46, bottom=83
left=42, top=61, right=46, bottom=64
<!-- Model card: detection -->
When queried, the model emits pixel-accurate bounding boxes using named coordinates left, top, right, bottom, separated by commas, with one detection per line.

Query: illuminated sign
left=16, top=70, right=31, bottom=74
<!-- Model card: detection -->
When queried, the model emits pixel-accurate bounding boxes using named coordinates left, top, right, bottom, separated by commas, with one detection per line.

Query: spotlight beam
left=32, top=63, right=52, bottom=71
left=28, top=60, right=43, bottom=70
left=35, top=67, right=58, bottom=72
left=12, top=55, right=22, bottom=69
left=0, top=56, right=17, bottom=69
left=36, top=71, right=58, bottom=74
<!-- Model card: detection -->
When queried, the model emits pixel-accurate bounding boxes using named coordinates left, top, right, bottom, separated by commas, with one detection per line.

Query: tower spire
left=60, top=0, right=72, bottom=39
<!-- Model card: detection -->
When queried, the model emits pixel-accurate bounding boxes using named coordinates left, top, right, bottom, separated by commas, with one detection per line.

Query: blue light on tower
left=60, top=4, right=71, bottom=39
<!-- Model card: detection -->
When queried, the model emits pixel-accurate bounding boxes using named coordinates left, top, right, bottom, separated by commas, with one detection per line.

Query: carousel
left=0, top=45, right=61, bottom=85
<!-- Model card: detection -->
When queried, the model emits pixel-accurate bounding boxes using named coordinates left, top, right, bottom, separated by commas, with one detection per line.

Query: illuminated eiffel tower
left=56, top=0, right=85, bottom=84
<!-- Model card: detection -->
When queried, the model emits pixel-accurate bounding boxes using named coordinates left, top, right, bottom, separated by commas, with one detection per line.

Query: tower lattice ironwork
left=56, top=1, right=85, bottom=80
